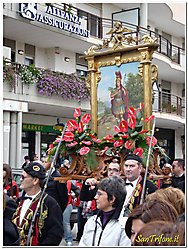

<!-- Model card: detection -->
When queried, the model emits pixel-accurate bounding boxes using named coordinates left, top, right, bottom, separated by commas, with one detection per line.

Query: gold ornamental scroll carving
left=84, top=21, right=159, bottom=134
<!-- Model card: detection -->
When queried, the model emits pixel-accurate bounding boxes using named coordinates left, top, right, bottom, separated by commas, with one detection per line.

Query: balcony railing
left=4, top=61, right=185, bottom=119
left=3, top=3, right=185, bottom=65
left=152, top=90, right=185, bottom=117
left=3, top=60, right=90, bottom=101
left=59, top=3, right=185, bottom=65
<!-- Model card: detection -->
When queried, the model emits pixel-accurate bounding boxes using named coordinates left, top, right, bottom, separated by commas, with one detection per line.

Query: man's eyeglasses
left=108, top=168, right=119, bottom=172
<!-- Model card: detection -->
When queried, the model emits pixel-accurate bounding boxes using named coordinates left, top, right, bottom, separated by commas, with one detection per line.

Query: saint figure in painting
left=110, top=71, right=128, bottom=122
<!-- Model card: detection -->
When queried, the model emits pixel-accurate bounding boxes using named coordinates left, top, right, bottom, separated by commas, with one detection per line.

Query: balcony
left=3, top=3, right=185, bottom=66
left=4, top=60, right=184, bottom=120
left=61, top=3, right=185, bottom=65
left=3, top=60, right=90, bottom=117
left=152, top=90, right=185, bottom=117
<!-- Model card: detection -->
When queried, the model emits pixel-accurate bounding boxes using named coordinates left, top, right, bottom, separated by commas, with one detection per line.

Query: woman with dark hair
left=3, top=163, right=19, bottom=199
left=125, top=199, right=178, bottom=245
left=110, top=71, right=128, bottom=122
left=79, top=176, right=131, bottom=246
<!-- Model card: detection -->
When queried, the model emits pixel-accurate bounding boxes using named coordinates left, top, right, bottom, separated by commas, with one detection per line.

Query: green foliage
left=84, top=149, right=98, bottom=171
left=3, top=58, right=16, bottom=90
left=124, top=73, right=144, bottom=107
left=19, top=64, right=43, bottom=85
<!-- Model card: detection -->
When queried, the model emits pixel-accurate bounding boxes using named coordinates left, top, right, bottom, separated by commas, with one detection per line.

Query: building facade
left=3, top=3, right=185, bottom=168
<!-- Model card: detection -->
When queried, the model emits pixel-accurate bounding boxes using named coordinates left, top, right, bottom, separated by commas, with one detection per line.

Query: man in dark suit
left=171, top=158, right=185, bottom=193
left=12, top=162, right=64, bottom=246
left=121, top=154, right=157, bottom=217
left=43, top=157, right=68, bottom=213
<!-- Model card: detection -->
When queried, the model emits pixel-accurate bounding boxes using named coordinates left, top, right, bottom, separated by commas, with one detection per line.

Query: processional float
left=50, top=21, right=165, bottom=182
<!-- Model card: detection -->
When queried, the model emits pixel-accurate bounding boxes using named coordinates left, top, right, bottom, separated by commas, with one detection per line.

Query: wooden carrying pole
left=140, top=117, right=156, bottom=205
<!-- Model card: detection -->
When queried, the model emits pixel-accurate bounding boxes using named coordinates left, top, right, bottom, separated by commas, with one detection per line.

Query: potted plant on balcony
left=3, top=57, right=17, bottom=91
left=18, top=64, right=43, bottom=86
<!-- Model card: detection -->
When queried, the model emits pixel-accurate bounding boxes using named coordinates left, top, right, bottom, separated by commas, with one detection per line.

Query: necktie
left=125, top=182, right=133, bottom=187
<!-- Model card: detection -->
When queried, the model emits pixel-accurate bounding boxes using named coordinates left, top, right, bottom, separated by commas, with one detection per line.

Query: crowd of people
left=3, top=152, right=185, bottom=246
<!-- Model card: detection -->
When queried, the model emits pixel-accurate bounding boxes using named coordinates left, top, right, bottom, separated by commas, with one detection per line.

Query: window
left=76, top=53, right=88, bottom=77
left=25, top=57, right=34, bottom=66
left=3, top=38, right=16, bottom=62
left=24, top=43, right=35, bottom=65
left=76, top=69, right=87, bottom=77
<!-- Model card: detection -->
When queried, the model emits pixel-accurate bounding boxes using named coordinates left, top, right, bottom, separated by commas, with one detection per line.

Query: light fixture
left=64, top=57, right=70, bottom=62
left=18, top=50, right=24, bottom=55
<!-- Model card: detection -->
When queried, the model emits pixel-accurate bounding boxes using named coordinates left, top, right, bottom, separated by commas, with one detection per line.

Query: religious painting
left=84, top=21, right=159, bottom=134
left=97, top=62, right=143, bottom=137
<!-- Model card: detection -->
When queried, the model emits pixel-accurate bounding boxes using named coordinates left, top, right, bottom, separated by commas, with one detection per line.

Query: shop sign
left=19, top=3, right=90, bottom=38
left=22, top=123, right=61, bottom=134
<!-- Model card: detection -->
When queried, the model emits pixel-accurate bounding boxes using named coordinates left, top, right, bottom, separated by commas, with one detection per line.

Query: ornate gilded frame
left=84, top=22, right=159, bottom=133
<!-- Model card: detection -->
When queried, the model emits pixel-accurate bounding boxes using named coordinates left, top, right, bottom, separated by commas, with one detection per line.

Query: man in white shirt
left=12, top=162, right=63, bottom=246
left=120, top=154, right=157, bottom=219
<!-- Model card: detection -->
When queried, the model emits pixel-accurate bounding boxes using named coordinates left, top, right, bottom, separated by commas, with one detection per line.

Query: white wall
left=35, top=47, right=76, bottom=73
left=35, top=47, right=48, bottom=68
left=175, top=128, right=184, bottom=158
left=167, top=3, right=185, bottom=25
left=55, top=48, right=76, bottom=74
left=16, top=41, right=25, bottom=64
left=171, top=83, right=183, bottom=97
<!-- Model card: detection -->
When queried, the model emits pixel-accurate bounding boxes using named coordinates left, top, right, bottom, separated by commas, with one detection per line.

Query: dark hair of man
left=174, top=158, right=185, bottom=170
left=24, top=155, right=30, bottom=160
left=97, top=176, right=126, bottom=208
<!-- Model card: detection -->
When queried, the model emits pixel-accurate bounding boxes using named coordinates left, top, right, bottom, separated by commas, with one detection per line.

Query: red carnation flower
left=133, top=148, right=143, bottom=157
left=82, top=140, right=92, bottom=145
left=129, top=116, right=136, bottom=129
left=146, top=136, right=157, bottom=146
left=128, top=107, right=136, bottom=117
left=63, top=131, right=74, bottom=142
left=114, top=126, right=121, bottom=133
left=125, top=140, right=135, bottom=150
left=67, top=119, right=78, bottom=131
left=68, top=141, right=78, bottom=147
left=122, top=134, right=129, bottom=139
left=114, top=140, right=124, bottom=147
left=81, top=114, right=91, bottom=124
left=74, top=108, right=81, bottom=118
left=79, top=146, right=90, bottom=155
left=119, top=120, right=128, bottom=132
left=78, top=121, right=84, bottom=133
